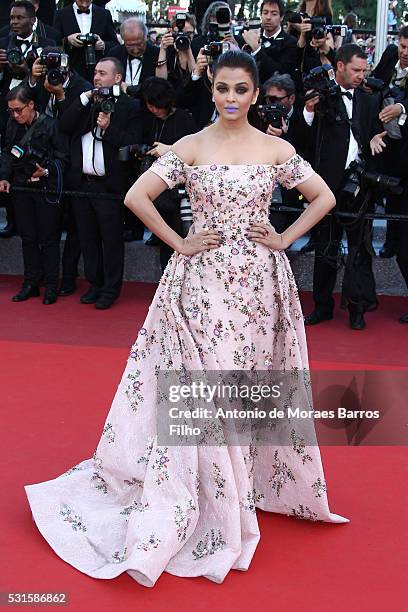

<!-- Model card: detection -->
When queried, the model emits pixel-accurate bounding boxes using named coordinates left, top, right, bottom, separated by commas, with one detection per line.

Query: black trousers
left=393, top=191, right=408, bottom=290
left=13, top=190, right=62, bottom=289
left=61, top=197, right=81, bottom=284
left=72, top=176, right=124, bottom=299
left=312, top=191, right=377, bottom=315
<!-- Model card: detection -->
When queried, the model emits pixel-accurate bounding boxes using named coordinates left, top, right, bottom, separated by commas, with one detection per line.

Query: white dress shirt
left=125, top=57, right=142, bottom=86
left=303, top=86, right=360, bottom=170
left=252, top=27, right=282, bottom=56
left=9, top=32, right=35, bottom=89
left=80, top=93, right=105, bottom=176
left=74, top=2, right=92, bottom=34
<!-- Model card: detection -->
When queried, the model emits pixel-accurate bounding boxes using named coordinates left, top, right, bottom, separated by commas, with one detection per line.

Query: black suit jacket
left=296, top=88, right=382, bottom=193
left=59, top=92, right=142, bottom=193
left=29, top=71, right=93, bottom=117
left=0, top=20, right=61, bottom=45
left=53, top=3, right=117, bottom=79
left=255, top=31, right=298, bottom=83
left=109, top=42, right=159, bottom=85
left=372, top=44, right=408, bottom=110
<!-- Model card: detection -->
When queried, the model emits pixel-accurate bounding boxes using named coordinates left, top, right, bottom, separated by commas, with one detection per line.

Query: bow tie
left=17, top=38, right=30, bottom=46
left=77, top=8, right=90, bottom=14
left=341, top=90, right=353, bottom=100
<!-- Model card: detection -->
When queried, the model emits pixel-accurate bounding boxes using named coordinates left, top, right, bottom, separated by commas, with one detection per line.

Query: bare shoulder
left=256, top=132, right=297, bottom=165
left=170, top=133, right=205, bottom=166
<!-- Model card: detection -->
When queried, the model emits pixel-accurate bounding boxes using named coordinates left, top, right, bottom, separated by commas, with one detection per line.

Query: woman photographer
left=141, top=77, right=196, bottom=269
left=155, top=13, right=197, bottom=92
left=0, top=85, right=67, bottom=304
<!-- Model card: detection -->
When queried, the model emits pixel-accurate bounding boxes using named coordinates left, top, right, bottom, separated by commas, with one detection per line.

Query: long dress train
left=25, top=151, right=348, bottom=587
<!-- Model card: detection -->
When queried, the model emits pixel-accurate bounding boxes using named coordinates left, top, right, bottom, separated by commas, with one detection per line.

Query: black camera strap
left=128, top=55, right=143, bottom=85
left=16, top=113, right=48, bottom=150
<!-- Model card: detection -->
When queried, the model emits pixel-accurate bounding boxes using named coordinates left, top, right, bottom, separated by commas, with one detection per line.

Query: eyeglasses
left=7, top=104, right=28, bottom=115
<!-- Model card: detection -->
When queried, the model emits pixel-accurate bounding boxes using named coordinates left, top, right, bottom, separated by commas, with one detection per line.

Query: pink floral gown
left=25, top=151, right=348, bottom=587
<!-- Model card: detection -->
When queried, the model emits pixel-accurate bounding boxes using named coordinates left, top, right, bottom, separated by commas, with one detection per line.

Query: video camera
left=77, top=33, right=98, bottom=67
left=257, top=100, right=288, bottom=129
left=93, top=85, right=121, bottom=113
left=202, top=41, right=230, bottom=64
left=39, top=51, right=69, bottom=86
left=173, top=12, right=191, bottom=51
left=303, top=64, right=340, bottom=116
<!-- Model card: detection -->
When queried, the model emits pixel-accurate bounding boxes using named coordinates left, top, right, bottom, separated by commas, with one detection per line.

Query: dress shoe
left=379, top=244, right=396, bottom=258
left=300, top=238, right=315, bottom=253
left=80, top=287, right=100, bottom=304
left=95, top=296, right=115, bottom=310
left=58, top=282, right=76, bottom=296
left=0, top=222, right=17, bottom=238
left=304, top=310, right=333, bottom=325
left=43, top=288, right=58, bottom=305
left=399, top=313, right=408, bottom=323
left=12, top=283, right=40, bottom=302
left=349, top=310, right=366, bottom=330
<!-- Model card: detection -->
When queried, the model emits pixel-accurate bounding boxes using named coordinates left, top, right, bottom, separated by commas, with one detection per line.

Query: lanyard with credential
left=128, top=56, right=142, bottom=84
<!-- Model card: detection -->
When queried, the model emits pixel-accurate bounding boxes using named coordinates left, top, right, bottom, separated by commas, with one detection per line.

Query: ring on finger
left=202, top=239, right=208, bottom=245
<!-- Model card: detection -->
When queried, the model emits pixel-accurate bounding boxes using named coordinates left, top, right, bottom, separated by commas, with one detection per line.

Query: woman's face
left=213, top=67, right=258, bottom=121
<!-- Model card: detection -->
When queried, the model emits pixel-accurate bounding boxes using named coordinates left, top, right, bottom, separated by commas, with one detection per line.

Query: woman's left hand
left=246, top=222, right=286, bottom=250
left=148, top=142, right=171, bottom=158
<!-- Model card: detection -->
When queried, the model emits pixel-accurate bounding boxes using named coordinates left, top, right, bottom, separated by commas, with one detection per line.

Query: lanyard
left=128, top=56, right=142, bottom=84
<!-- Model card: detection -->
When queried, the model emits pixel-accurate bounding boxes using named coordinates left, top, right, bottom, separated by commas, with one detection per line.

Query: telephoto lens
left=180, top=195, right=193, bottom=237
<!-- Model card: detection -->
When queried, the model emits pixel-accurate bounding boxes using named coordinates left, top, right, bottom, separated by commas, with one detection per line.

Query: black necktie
left=342, top=90, right=353, bottom=101
left=77, top=9, right=90, bottom=14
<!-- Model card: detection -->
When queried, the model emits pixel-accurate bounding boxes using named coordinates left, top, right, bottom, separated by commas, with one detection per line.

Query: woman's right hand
left=193, top=49, right=208, bottom=77
left=178, top=229, right=221, bottom=256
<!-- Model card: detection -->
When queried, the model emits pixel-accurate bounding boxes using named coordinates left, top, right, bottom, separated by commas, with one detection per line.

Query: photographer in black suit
left=53, top=0, right=117, bottom=80
left=0, top=0, right=61, bottom=44
left=370, top=26, right=408, bottom=260
left=241, top=0, right=297, bottom=83
left=59, top=57, right=142, bottom=309
left=301, top=44, right=384, bottom=330
left=109, top=18, right=159, bottom=89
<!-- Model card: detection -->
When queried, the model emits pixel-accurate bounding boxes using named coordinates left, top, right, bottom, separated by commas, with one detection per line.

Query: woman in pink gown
left=25, top=51, right=348, bottom=587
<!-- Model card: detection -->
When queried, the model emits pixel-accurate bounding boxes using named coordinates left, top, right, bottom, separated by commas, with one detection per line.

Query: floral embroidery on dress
left=311, top=478, right=327, bottom=498
left=90, top=471, right=108, bottom=494
left=239, top=489, right=265, bottom=513
left=188, top=468, right=200, bottom=496
left=291, top=505, right=319, bottom=521
left=112, top=547, right=127, bottom=563
left=102, top=423, right=115, bottom=444
left=62, top=464, right=86, bottom=477
left=291, top=429, right=313, bottom=464
left=60, top=505, right=87, bottom=532
left=137, top=437, right=154, bottom=465
left=192, top=529, right=226, bottom=560
left=151, top=447, right=170, bottom=485
left=123, top=477, right=143, bottom=488
left=136, top=535, right=161, bottom=551
left=275, top=154, right=314, bottom=190
left=120, top=501, right=150, bottom=518
left=174, top=499, right=196, bottom=542
left=125, top=370, right=144, bottom=412
left=269, top=450, right=296, bottom=497
left=213, top=463, right=226, bottom=500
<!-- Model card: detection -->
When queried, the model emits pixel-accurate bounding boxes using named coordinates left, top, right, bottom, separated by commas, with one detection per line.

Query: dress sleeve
left=274, top=153, right=315, bottom=190
left=149, top=150, right=187, bottom=188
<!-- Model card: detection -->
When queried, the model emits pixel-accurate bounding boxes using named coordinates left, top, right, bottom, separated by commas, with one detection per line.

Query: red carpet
left=0, top=275, right=406, bottom=611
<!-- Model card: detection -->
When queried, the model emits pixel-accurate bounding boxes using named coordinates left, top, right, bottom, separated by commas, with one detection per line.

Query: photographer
left=370, top=25, right=408, bottom=259
left=53, top=0, right=118, bottom=80
left=110, top=18, right=159, bottom=89
left=191, top=1, right=240, bottom=58
left=59, top=57, right=142, bottom=310
left=138, top=77, right=196, bottom=269
left=261, top=73, right=310, bottom=233
left=0, top=0, right=55, bottom=239
left=241, top=0, right=297, bottom=83
left=0, top=0, right=61, bottom=45
left=0, top=85, right=68, bottom=304
left=155, top=13, right=197, bottom=91
left=300, top=44, right=384, bottom=330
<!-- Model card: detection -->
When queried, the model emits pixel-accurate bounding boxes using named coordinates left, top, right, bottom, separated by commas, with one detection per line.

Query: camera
left=233, top=18, right=261, bottom=36
left=118, top=143, right=155, bottom=173
left=303, top=64, right=340, bottom=115
left=6, top=47, right=23, bottom=65
left=342, top=161, right=403, bottom=200
left=10, top=143, right=48, bottom=180
left=77, top=33, right=98, bottom=67
left=40, top=51, right=69, bottom=86
left=365, top=76, right=387, bottom=93
left=173, top=12, right=190, bottom=51
left=216, top=6, right=231, bottom=39
left=202, top=41, right=230, bottom=64
left=311, top=23, right=348, bottom=40
left=93, top=85, right=120, bottom=113
left=257, top=101, right=288, bottom=129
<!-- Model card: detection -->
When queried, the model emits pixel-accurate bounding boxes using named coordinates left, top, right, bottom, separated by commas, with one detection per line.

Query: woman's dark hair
left=141, top=77, right=176, bottom=112
left=298, top=0, right=332, bottom=17
left=6, top=84, right=36, bottom=104
left=212, top=50, right=259, bottom=89
left=201, top=1, right=232, bottom=37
